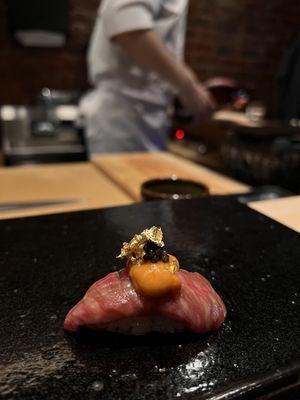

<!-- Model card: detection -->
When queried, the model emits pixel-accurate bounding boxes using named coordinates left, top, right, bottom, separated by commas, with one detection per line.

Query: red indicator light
left=175, top=129, right=185, bottom=140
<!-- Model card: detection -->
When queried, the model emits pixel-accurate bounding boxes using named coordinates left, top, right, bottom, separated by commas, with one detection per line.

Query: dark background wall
left=0, top=0, right=300, bottom=110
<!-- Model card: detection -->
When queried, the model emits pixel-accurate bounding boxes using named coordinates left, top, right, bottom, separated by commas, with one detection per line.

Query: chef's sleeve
left=101, top=0, right=160, bottom=39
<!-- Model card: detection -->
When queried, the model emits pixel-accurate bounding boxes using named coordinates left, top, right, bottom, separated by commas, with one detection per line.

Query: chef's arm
left=113, top=29, right=215, bottom=117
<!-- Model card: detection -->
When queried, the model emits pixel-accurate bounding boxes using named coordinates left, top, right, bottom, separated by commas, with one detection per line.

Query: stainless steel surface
left=0, top=199, right=83, bottom=212
left=0, top=95, right=87, bottom=166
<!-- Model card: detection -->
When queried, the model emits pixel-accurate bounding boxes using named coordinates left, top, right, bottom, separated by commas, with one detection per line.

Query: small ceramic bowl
left=141, top=177, right=209, bottom=201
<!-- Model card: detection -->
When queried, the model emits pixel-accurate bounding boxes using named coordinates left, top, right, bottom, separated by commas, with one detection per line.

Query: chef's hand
left=179, top=80, right=216, bottom=120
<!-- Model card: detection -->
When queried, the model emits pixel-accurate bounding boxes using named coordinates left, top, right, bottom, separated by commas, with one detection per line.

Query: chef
left=80, top=0, right=215, bottom=154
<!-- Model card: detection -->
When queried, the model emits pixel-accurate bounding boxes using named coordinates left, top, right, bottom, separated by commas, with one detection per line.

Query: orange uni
left=129, top=255, right=181, bottom=297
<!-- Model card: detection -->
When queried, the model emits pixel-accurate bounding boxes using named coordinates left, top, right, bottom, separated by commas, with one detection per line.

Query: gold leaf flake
left=117, top=226, right=164, bottom=264
left=169, top=257, right=179, bottom=273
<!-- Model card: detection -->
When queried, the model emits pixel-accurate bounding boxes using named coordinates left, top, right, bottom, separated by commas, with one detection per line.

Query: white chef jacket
left=80, top=0, right=188, bottom=154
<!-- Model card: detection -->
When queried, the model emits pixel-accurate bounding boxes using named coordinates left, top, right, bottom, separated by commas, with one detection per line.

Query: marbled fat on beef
left=64, top=268, right=226, bottom=335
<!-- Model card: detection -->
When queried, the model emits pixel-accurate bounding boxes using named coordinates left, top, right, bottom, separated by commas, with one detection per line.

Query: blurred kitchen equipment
left=170, top=95, right=300, bottom=193
left=36, top=88, right=80, bottom=108
left=169, top=79, right=251, bottom=170
left=33, top=88, right=79, bottom=136
left=33, top=88, right=58, bottom=136
left=0, top=106, right=31, bottom=145
left=141, top=177, right=209, bottom=201
left=0, top=89, right=87, bottom=166
left=245, top=101, right=266, bottom=122
left=222, top=126, right=300, bottom=193
left=208, top=83, right=250, bottom=111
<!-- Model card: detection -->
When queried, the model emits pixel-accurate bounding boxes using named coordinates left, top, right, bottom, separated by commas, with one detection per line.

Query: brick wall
left=0, top=0, right=97, bottom=105
left=186, top=0, right=300, bottom=111
left=0, top=0, right=300, bottom=111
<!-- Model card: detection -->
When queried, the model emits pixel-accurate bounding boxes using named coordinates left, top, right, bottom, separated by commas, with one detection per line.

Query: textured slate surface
left=0, top=197, right=299, bottom=399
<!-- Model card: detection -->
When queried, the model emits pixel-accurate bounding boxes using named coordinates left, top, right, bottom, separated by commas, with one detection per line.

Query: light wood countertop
left=0, top=153, right=298, bottom=234
left=93, top=152, right=298, bottom=233
left=249, top=196, right=300, bottom=233
left=92, top=152, right=250, bottom=200
left=0, top=162, right=132, bottom=220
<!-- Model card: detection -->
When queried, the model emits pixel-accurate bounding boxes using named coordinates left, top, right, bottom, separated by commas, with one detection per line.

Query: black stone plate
left=0, top=197, right=299, bottom=400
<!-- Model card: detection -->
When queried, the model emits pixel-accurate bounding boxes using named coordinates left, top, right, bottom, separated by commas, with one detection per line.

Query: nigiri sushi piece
left=64, top=227, right=226, bottom=335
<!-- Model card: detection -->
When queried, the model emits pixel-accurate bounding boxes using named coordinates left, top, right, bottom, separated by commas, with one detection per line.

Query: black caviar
left=143, top=241, right=169, bottom=263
